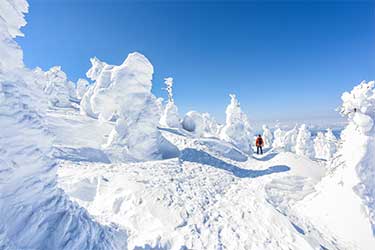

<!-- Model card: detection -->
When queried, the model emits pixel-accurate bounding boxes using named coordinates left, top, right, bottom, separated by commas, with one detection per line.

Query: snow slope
left=58, top=124, right=325, bottom=250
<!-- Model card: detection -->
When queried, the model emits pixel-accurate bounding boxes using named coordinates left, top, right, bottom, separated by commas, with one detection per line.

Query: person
left=255, top=134, right=264, bottom=155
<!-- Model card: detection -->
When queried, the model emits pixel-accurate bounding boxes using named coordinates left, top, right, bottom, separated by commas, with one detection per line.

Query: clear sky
left=18, top=0, right=375, bottom=124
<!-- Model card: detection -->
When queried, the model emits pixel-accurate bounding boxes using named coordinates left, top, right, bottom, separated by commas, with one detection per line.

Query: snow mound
left=220, top=94, right=253, bottom=154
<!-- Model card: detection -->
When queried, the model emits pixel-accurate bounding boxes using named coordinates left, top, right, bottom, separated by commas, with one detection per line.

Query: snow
left=0, top=2, right=126, bottom=249
left=43, top=66, right=77, bottom=108
left=313, top=131, right=326, bottom=159
left=283, top=126, right=298, bottom=153
left=272, top=127, right=286, bottom=149
left=262, top=125, right=273, bottom=148
left=295, top=124, right=314, bottom=158
left=57, top=132, right=324, bottom=250
left=2, top=1, right=375, bottom=249
left=220, top=94, right=253, bottom=155
left=76, top=78, right=89, bottom=99
left=313, top=129, right=338, bottom=160
left=81, top=52, right=179, bottom=162
left=0, top=0, right=28, bottom=70
left=160, top=77, right=180, bottom=128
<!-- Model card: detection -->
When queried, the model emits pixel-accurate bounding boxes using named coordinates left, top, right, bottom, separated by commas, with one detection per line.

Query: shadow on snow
left=180, top=148, right=290, bottom=178
left=253, top=152, right=279, bottom=161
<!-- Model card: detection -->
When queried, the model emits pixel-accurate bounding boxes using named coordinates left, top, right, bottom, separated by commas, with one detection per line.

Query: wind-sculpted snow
left=83, top=53, right=178, bottom=162
left=0, top=0, right=27, bottom=71
left=0, top=1, right=126, bottom=249
left=220, top=94, right=253, bottom=154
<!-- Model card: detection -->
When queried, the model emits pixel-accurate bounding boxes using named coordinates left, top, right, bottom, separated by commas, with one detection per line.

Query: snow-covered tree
left=313, top=131, right=327, bottom=159
left=85, top=52, right=178, bottom=161
left=262, top=125, right=273, bottom=148
left=160, top=77, right=180, bottom=128
left=43, top=66, right=76, bottom=107
left=80, top=56, right=112, bottom=119
left=220, top=94, right=253, bottom=154
left=283, top=126, right=298, bottom=152
left=295, top=124, right=314, bottom=158
left=323, top=128, right=337, bottom=160
left=272, top=127, right=286, bottom=149
left=76, top=78, right=89, bottom=100
left=202, top=112, right=220, bottom=136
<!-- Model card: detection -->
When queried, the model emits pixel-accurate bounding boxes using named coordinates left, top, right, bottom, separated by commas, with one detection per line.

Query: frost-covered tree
left=272, top=127, right=286, bottom=149
left=160, top=77, right=180, bottom=128
left=202, top=112, right=220, bottom=136
left=283, top=126, right=298, bottom=152
left=182, top=111, right=220, bottom=137
left=220, top=94, right=253, bottom=154
left=262, top=125, right=273, bottom=148
left=76, top=78, right=89, bottom=100
left=313, top=131, right=327, bottom=159
left=42, top=66, right=76, bottom=107
left=323, top=128, right=337, bottom=160
left=80, top=56, right=115, bottom=119
left=295, top=124, right=314, bottom=158
left=85, top=52, right=178, bottom=161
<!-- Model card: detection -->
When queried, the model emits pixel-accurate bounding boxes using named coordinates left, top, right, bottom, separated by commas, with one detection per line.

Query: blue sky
left=18, top=0, right=375, bottom=124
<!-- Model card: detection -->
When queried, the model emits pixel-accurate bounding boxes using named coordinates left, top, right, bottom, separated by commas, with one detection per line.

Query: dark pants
left=256, top=146, right=263, bottom=155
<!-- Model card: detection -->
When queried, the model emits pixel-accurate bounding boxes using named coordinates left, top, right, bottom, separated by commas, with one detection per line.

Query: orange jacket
left=255, top=137, right=264, bottom=147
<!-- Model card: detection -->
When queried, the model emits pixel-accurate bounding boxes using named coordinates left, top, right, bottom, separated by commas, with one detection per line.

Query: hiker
left=255, top=134, right=264, bottom=155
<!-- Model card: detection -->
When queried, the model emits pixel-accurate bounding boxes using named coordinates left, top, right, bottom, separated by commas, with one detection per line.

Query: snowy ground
left=52, top=108, right=336, bottom=250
